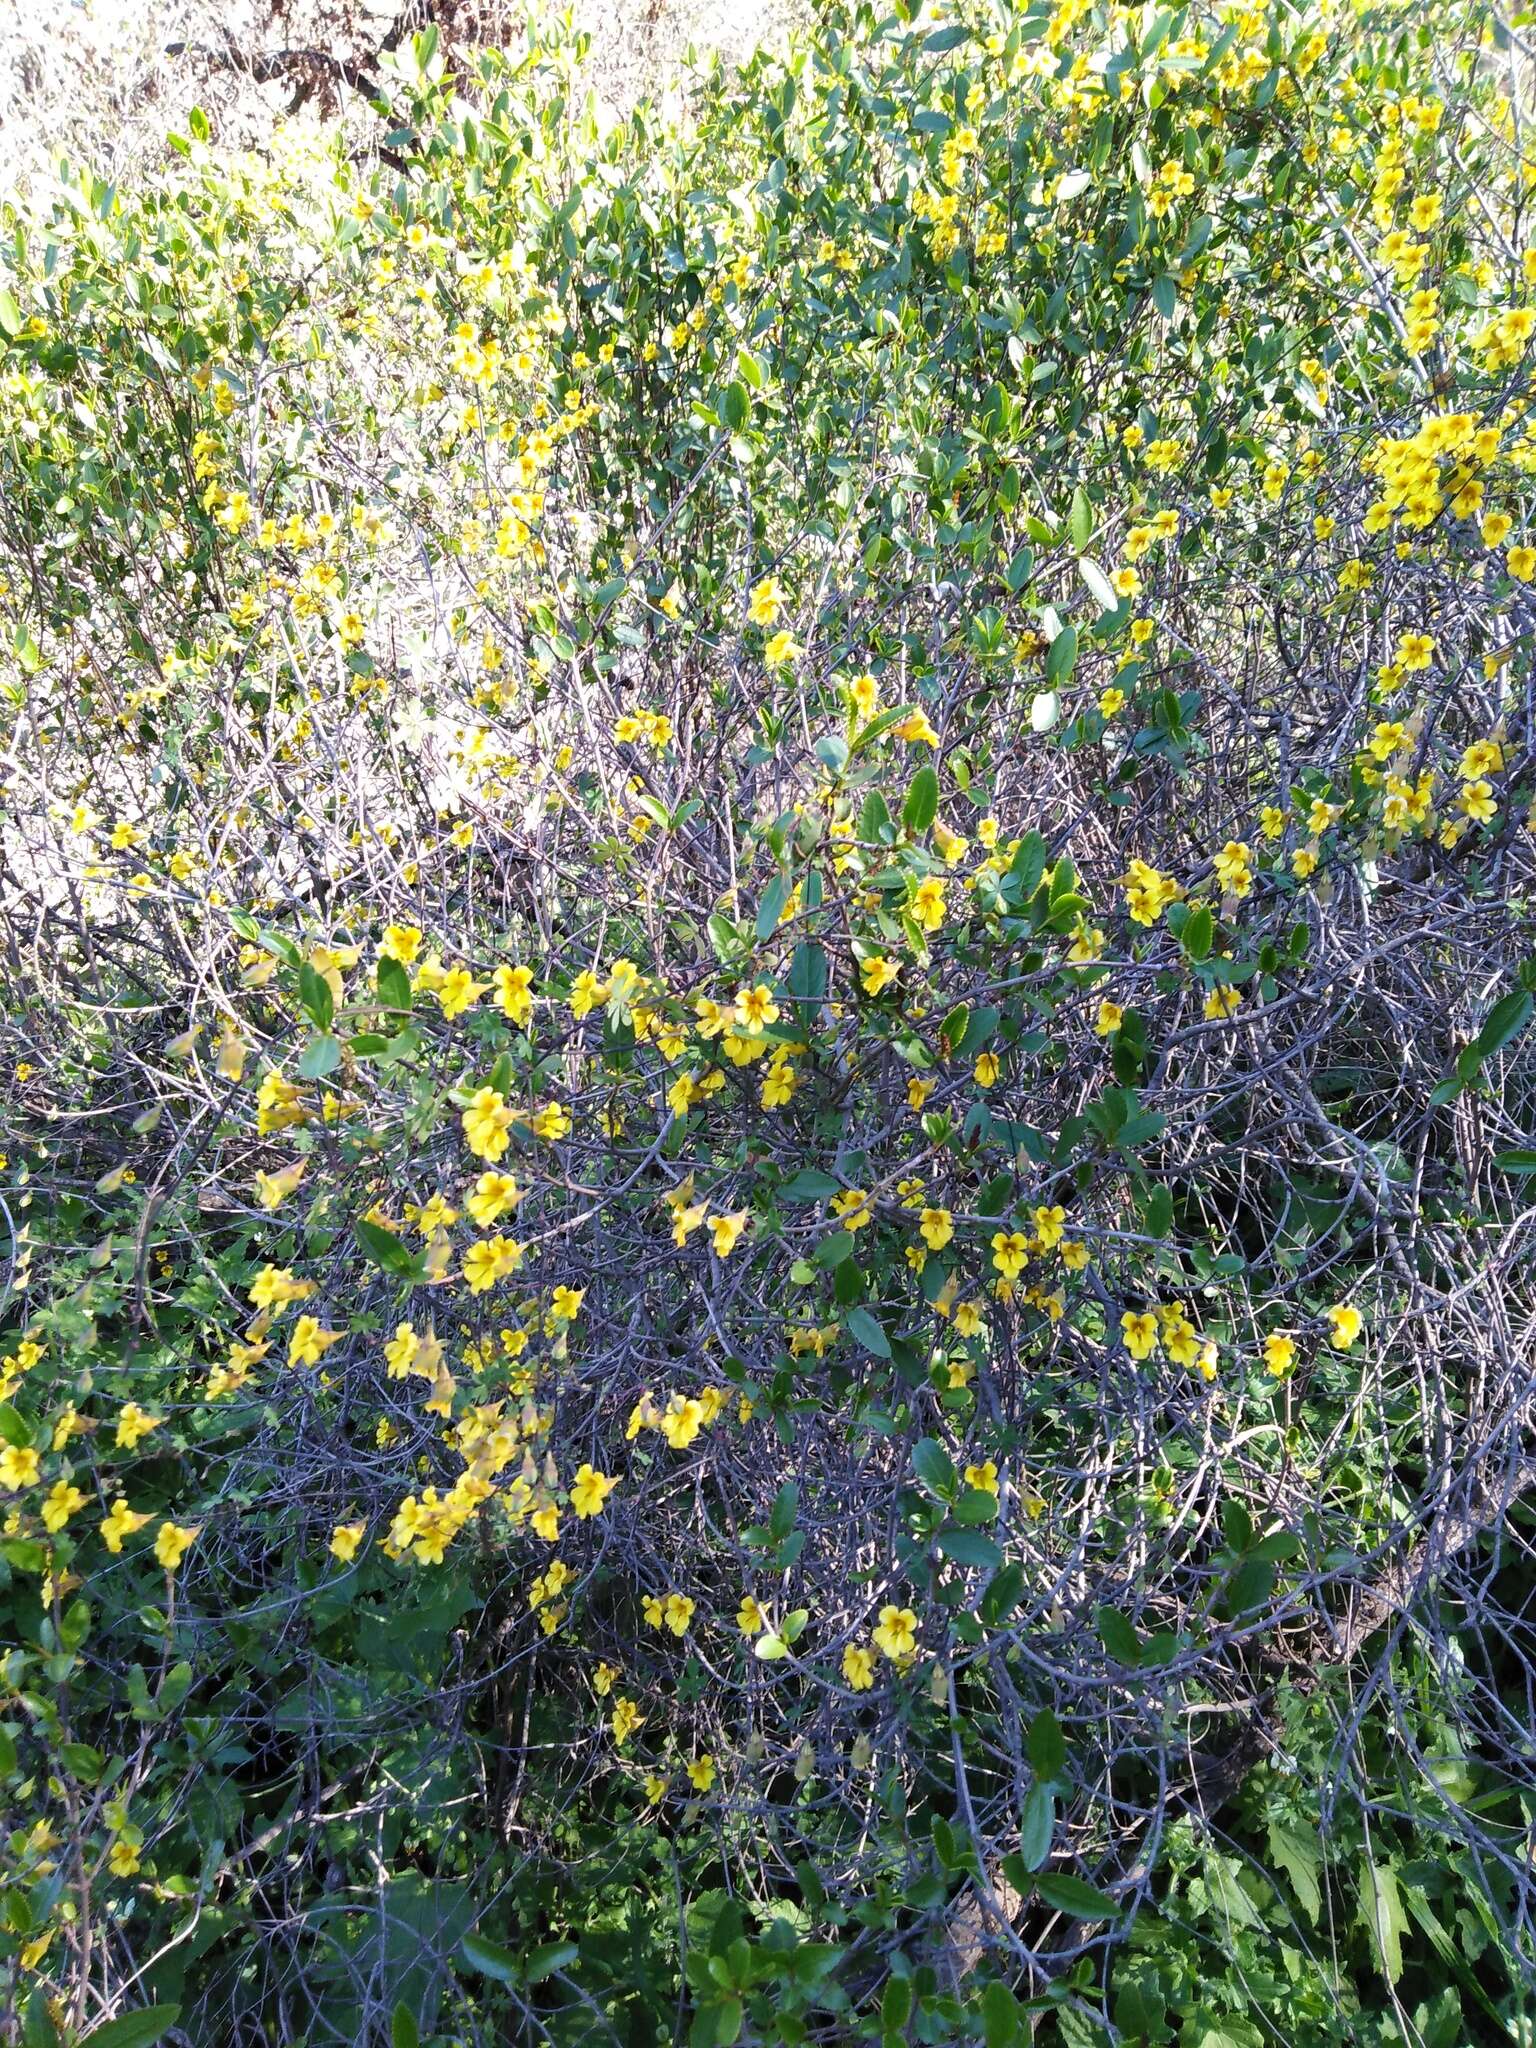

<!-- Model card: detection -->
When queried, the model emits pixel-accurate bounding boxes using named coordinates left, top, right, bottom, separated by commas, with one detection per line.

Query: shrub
left=1, top=2, right=1535, bottom=2042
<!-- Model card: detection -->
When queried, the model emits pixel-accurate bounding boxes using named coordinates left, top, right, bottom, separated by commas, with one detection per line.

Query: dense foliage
left=3, top=0, right=1536, bottom=2040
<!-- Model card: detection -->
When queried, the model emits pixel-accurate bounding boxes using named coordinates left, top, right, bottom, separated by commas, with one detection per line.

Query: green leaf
left=1068, top=485, right=1094, bottom=551
left=0, top=1725, right=15, bottom=1773
left=786, top=940, right=828, bottom=1010
left=769, top=1482, right=798, bottom=1541
left=1151, top=273, right=1177, bottom=319
left=298, top=961, right=335, bottom=1031
left=1362, top=1859, right=1408, bottom=1984
left=980, top=1562, right=1024, bottom=1626
left=1077, top=557, right=1119, bottom=613
left=902, top=764, right=939, bottom=832
left=1182, top=903, right=1213, bottom=961
left=526, top=1940, right=579, bottom=1984
left=462, top=1931, right=521, bottom=1983
left=0, top=288, right=20, bottom=339
left=1018, top=1780, right=1056, bottom=1873
left=781, top=1168, right=841, bottom=1199
left=297, top=1035, right=341, bottom=1080
left=79, top=2012, right=181, bottom=2048
left=756, top=872, right=791, bottom=940
left=937, top=1527, right=1003, bottom=1568
left=1470, top=989, right=1532, bottom=1064
left=355, top=1218, right=422, bottom=1280
left=912, top=1437, right=956, bottom=1497
left=1495, top=1150, right=1536, bottom=1172
left=392, top=2005, right=420, bottom=2048
left=1028, top=1707, right=1067, bottom=1781
left=1096, top=1606, right=1141, bottom=1665
left=1265, top=1818, right=1321, bottom=1923
left=1034, top=1871, right=1118, bottom=1919
left=981, top=1980, right=1023, bottom=2048
left=846, top=1306, right=891, bottom=1357
left=377, top=957, right=413, bottom=1012
left=1045, top=624, right=1078, bottom=684
left=0, top=1401, right=28, bottom=1448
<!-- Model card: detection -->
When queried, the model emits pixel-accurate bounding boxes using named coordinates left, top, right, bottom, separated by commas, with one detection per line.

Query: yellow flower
left=1326, top=1303, right=1363, bottom=1348
left=288, top=1316, right=341, bottom=1368
left=831, top=1188, right=873, bottom=1232
left=911, top=877, right=947, bottom=931
left=611, top=1696, right=642, bottom=1744
left=551, top=1285, right=585, bottom=1322
left=842, top=1642, right=876, bottom=1690
left=1395, top=631, right=1435, bottom=672
left=685, top=1754, right=717, bottom=1792
left=254, top=1159, right=306, bottom=1210
left=735, top=983, right=780, bottom=1035
left=42, top=1480, right=88, bottom=1533
left=709, top=1211, right=748, bottom=1258
left=155, top=1521, right=200, bottom=1572
left=0, top=1444, right=41, bottom=1490
left=991, top=1230, right=1028, bottom=1281
left=872, top=1604, right=918, bottom=1660
left=737, top=1594, right=766, bottom=1635
left=748, top=575, right=783, bottom=626
left=1121, top=1310, right=1159, bottom=1360
left=1263, top=1331, right=1297, bottom=1378
left=462, top=1086, right=514, bottom=1162
left=380, top=924, right=423, bottom=966
left=920, top=1207, right=954, bottom=1251
left=330, top=1521, right=365, bottom=1562
left=101, top=1499, right=152, bottom=1554
left=861, top=953, right=899, bottom=996
left=570, top=1463, right=617, bottom=1517
left=466, top=1171, right=521, bottom=1227
left=894, top=709, right=939, bottom=747
left=494, top=962, right=535, bottom=1026
left=764, top=629, right=802, bottom=666
left=663, top=1592, right=695, bottom=1636
left=1032, top=1205, right=1066, bottom=1250
left=974, top=1051, right=999, bottom=1086
left=1095, top=1000, right=1123, bottom=1037
left=115, top=1402, right=162, bottom=1450
left=964, top=1460, right=999, bottom=1496
left=437, top=966, right=486, bottom=1019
